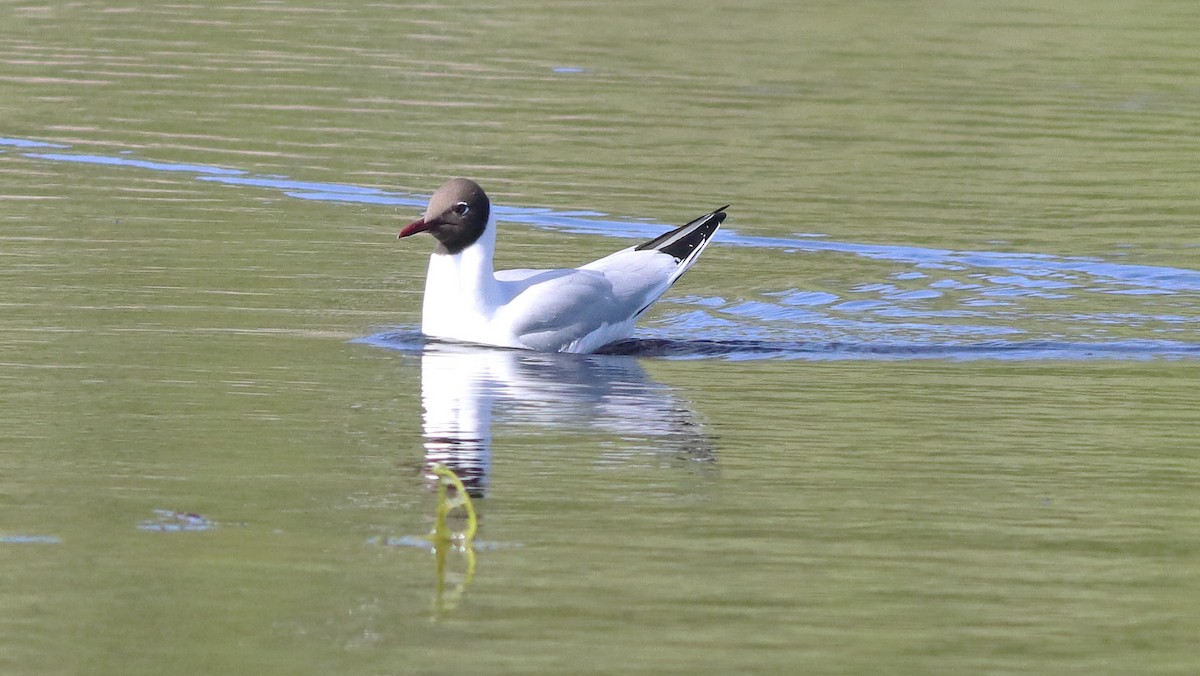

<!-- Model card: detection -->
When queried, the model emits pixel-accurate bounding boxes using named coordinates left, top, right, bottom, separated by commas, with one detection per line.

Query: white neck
left=420, top=212, right=506, bottom=341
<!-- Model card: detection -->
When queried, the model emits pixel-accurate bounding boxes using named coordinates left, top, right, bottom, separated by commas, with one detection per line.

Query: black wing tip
left=634, top=204, right=729, bottom=255
left=699, top=205, right=730, bottom=229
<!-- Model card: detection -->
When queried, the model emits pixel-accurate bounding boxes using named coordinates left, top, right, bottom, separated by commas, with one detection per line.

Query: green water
left=3, top=1, right=1200, bottom=674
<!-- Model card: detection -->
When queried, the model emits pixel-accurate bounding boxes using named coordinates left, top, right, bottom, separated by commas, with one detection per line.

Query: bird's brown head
left=399, top=178, right=491, bottom=255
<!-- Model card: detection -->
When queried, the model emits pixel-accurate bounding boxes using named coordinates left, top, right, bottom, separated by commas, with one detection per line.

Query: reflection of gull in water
left=390, top=336, right=715, bottom=497
left=417, top=342, right=495, bottom=497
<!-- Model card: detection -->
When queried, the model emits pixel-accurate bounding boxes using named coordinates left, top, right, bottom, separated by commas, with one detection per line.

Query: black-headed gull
left=399, top=178, right=727, bottom=353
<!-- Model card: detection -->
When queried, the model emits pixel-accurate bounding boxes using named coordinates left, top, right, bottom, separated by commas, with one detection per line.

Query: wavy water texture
left=9, top=137, right=1199, bottom=360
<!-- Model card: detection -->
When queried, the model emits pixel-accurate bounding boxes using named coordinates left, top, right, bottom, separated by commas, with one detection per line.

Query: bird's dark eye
left=452, top=201, right=469, bottom=216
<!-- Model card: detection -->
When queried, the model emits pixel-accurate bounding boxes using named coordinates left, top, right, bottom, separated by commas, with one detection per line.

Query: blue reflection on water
left=24, top=152, right=246, bottom=175
left=1, top=137, right=71, bottom=149
left=18, top=138, right=1200, bottom=361
left=0, top=535, right=62, bottom=544
left=137, top=509, right=216, bottom=532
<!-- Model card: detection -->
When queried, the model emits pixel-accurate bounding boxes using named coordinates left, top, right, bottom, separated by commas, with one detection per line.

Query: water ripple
left=14, top=138, right=1200, bottom=361
left=24, top=151, right=246, bottom=176
left=1, top=136, right=70, bottom=149
left=600, top=337, right=1200, bottom=362
left=361, top=327, right=1200, bottom=362
left=0, top=534, right=62, bottom=544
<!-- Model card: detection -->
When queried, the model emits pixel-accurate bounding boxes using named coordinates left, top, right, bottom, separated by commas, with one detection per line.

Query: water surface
left=3, top=1, right=1199, bottom=674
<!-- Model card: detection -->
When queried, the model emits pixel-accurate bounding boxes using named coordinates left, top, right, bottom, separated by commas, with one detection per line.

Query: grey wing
left=498, top=269, right=641, bottom=351
left=579, top=247, right=681, bottom=312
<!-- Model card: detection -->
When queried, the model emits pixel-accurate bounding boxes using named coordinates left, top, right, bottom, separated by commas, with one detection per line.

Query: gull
left=399, top=178, right=726, bottom=353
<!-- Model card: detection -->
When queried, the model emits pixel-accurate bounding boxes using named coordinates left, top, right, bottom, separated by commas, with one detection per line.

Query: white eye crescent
left=452, top=201, right=470, bottom=216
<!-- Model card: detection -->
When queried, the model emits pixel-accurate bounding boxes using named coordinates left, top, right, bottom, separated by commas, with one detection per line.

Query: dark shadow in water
left=354, top=330, right=716, bottom=497
left=599, top=336, right=1200, bottom=361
